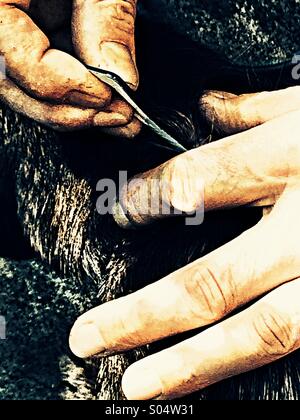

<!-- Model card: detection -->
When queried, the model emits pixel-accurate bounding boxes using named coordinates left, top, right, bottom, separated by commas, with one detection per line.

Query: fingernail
left=65, top=90, right=107, bottom=108
left=122, top=367, right=162, bottom=400
left=93, top=112, right=129, bottom=126
left=99, top=42, right=139, bottom=90
left=69, top=323, right=106, bottom=358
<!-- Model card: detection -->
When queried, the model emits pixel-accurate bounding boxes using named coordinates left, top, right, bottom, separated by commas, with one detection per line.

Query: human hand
left=113, top=86, right=300, bottom=227
left=0, top=0, right=141, bottom=136
left=69, top=86, right=300, bottom=399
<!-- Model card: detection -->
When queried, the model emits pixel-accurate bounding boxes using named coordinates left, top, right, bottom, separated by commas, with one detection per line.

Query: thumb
left=72, top=0, right=139, bottom=90
left=200, top=86, right=300, bottom=134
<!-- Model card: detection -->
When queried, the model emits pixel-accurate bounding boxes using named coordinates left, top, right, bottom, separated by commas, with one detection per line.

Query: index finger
left=0, top=1, right=111, bottom=108
left=113, top=109, right=300, bottom=228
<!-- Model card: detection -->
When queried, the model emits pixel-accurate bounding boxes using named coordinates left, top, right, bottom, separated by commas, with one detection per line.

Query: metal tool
left=87, top=65, right=187, bottom=153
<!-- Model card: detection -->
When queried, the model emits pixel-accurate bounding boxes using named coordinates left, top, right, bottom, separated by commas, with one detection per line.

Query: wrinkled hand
left=70, top=86, right=300, bottom=400
left=0, top=0, right=141, bottom=136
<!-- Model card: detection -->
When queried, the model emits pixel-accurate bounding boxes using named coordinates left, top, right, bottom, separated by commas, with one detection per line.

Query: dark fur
left=0, top=18, right=299, bottom=399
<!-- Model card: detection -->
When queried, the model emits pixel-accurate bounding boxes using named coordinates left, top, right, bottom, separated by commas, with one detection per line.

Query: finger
left=113, top=109, right=300, bottom=227
left=101, top=116, right=142, bottom=138
left=72, top=0, right=139, bottom=90
left=200, top=86, right=300, bottom=134
left=0, top=1, right=111, bottom=108
left=69, top=188, right=300, bottom=358
left=122, top=279, right=300, bottom=400
left=0, top=77, right=130, bottom=130
left=94, top=98, right=134, bottom=126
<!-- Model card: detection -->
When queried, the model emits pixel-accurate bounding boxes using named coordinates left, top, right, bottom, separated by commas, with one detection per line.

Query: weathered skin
left=0, top=0, right=140, bottom=135
left=1, top=13, right=300, bottom=400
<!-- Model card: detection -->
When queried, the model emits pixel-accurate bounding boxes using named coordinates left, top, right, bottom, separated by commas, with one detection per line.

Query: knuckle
left=253, top=306, right=297, bottom=357
left=184, top=265, right=235, bottom=323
